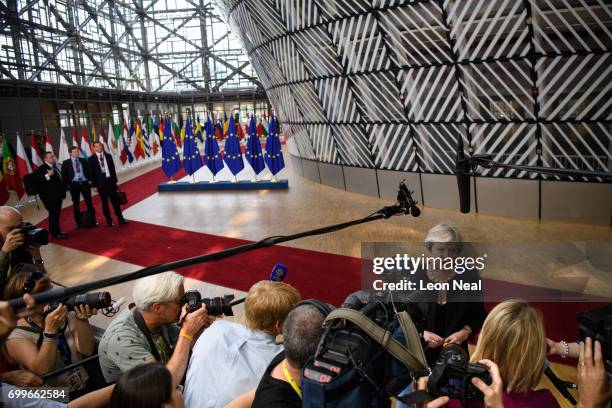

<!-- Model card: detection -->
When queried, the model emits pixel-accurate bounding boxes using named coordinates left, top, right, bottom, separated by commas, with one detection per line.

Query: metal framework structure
left=0, top=0, right=260, bottom=92
left=218, top=0, right=611, bottom=181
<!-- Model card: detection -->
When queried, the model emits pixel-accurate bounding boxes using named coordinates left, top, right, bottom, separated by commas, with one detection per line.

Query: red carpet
left=36, top=166, right=604, bottom=346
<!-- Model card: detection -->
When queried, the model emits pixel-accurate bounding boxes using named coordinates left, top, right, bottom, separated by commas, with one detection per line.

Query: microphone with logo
left=230, top=263, right=288, bottom=307
left=456, top=134, right=472, bottom=213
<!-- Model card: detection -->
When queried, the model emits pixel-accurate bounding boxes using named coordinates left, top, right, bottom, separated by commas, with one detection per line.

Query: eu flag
left=182, top=118, right=202, bottom=176
left=246, top=115, right=265, bottom=175
left=204, top=116, right=224, bottom=176
left=263, top=115, right=285, bottom=176
left=223, top=115, right=244, bottom=176
left=161, top=117, right=181, bottom=178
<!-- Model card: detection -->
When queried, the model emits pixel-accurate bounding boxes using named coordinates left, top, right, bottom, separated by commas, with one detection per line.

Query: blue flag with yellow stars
left=223, top=115, right=244, bottom=176
left=246, top=115, right=265, bottom=175
left=182, top=118, right=202, bottom=176
left=264, top=114, right=285, bottom=175
left=204, top=116, right=224, bottom=176
left=161, top=117, right=181, bottom=178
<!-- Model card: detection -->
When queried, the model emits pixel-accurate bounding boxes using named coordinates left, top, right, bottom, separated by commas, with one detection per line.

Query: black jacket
left=61, top=157, right=91, bottom=188
left=87, top=152, right=118, bottom=186
left=35, top=163, right=66, bottom=201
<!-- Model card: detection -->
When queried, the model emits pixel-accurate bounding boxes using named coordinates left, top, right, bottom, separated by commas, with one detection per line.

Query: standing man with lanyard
left=227, top=302, right=328, bottom=408
left=36, top=152, right=67, bottom=240
left=87, top=141, right=128, bottom=226
left=61, top=147, right=97, bottom=229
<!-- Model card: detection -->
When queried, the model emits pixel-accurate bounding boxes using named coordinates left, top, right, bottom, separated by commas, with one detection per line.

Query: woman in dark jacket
left=416, top=224, right=487, bottom=367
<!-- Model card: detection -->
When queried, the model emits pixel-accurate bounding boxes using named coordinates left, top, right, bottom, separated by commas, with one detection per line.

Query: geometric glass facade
left=217, top=0, right=611, bottom=181
left=1, top=0, right=258, bottom=92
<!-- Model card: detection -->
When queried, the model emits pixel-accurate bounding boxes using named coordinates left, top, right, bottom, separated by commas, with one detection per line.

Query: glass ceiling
left=0, top=0, right=259, bottom=92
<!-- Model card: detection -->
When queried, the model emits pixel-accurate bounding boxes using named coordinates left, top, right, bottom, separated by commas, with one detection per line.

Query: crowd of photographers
left=0, top=215, right=609, bottom=407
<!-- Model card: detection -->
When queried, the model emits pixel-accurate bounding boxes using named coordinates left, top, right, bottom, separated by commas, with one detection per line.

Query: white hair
left=132, top=272, right=185, bottom=311
left=425, top=224, right=463, bottom=251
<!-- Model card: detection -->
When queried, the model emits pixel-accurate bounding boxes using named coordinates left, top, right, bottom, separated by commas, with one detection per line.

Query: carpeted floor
left=36, top=167, right=604, bottom=348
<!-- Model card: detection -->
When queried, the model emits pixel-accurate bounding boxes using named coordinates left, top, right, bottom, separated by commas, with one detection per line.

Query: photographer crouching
left=0, top=207, right=48, bottom=287
left=98, top=272, right=215, bottom=385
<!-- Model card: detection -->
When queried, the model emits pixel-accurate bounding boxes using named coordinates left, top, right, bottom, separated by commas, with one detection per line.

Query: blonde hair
left=470, top=300, right=546, bottom=393
left=245, top=281, right=300, bottom=334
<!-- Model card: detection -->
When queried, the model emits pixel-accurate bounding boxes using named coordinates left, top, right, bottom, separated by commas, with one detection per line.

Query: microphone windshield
left=269, top=263, right=288, bottom=282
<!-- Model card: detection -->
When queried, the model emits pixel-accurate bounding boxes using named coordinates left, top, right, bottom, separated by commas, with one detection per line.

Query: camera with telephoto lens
left=578, top=305, right=612, bottom=363
left=428, top=344, right=492, bottom=400
left=18, top=222, right=49, bottom=247
left=44, top=292, right=112, bottom=316
left=182, top=290, right=234, bottom=316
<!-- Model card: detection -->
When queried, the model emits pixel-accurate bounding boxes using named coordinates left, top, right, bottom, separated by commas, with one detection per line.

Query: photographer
left=447, top=299, right=558, bottom=407
left=184, top=280, right=300, bottom=408
left=0, top=206, right=45, bottom=288
left=98, top=272, right=214, bottom=384
left=416, top=359, right=505, bottom=408
left=2, top=268, right=97, bottom=396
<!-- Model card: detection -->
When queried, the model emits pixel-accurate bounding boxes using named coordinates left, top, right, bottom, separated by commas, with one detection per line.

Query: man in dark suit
left=61, top=146, right=97, bottom=229
left=88, top=141, right=128, bottom=226
left=36, top=152, right=67, bottom=239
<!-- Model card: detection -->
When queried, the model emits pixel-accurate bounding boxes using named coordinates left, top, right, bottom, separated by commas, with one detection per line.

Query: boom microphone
left=456, top=134, right=471, bottom=213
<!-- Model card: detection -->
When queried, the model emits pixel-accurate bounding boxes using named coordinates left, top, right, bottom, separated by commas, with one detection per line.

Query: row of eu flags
left=161, top=114, right=285, bottom=179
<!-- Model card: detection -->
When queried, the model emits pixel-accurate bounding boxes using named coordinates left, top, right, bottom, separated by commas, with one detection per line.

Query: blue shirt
left=71, top=158, right=86, bottom=182
left=184, top=320, right=283, bottom=408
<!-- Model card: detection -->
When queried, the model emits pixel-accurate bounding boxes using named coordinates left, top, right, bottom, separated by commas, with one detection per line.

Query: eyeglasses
left=22, top=271, right=45, bottom=294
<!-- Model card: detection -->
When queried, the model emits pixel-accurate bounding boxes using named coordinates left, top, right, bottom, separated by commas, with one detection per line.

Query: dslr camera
left=18, top=222, right=49, bottom=247
left=578, top=305, right=611, bottom=363
left=45, top=292, right=112, bottom=316
left=429, top=344, right=492, bottom=400
left=182, top=290, right=234, bottom=316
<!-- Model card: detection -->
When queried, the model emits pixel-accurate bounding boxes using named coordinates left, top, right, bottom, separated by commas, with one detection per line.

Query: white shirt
left=96, top=153, right=110, bottom=177
left=44, top=162, right=61, bottom=181
left=184, top=320, right=283, bottom=408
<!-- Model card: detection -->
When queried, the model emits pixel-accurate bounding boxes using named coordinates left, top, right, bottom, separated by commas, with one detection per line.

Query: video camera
left=428, top=344, right=491, bottom=400
left=45, top=291, right=112, bottom=316
left=578, top=305, right=612, bottom=362
left=181, top=290, right=234, bottom=316
left=18, top=222, right=49, bottom=247
left=302, top=299, right=429, bottom=408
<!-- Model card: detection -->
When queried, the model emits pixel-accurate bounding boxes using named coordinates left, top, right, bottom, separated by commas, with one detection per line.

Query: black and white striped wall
left=216, top=0, right=612, bottom=225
